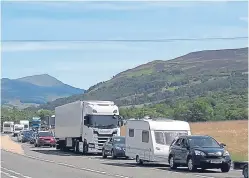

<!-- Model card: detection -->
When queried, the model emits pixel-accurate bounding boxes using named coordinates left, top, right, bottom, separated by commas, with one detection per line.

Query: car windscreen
left=23, top=131, right=32, bottom=136
left=188, top=137, right=221, bottom=148
left=15, top=127, right=23, bottom=131
left=38, top=132, right=53, bottom=137
left=113, top=137, right=125, bottom=144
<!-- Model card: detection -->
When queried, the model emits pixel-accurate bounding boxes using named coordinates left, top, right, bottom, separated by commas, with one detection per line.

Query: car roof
left=179, top=135, right=211, bottom=139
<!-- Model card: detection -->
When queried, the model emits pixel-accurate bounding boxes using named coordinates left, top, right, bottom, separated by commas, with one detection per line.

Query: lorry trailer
left=55, top=100, right=124, bottom=154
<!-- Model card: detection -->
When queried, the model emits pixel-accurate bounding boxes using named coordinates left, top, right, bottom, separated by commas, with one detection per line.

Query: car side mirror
left=220, top=143, right=226, bottom=147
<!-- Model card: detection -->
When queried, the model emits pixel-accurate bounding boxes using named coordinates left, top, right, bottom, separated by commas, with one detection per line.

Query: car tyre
left=169, top=155, right=177, bottom=170
left=111, top=149, right=116, bottom=159
left=221, top=164, right=230, bottom=173
left=187, top=158, right=197, bottom=172
left=102, top=149, right=107, bottom=159
left=243, top=165, right=248, bottom=178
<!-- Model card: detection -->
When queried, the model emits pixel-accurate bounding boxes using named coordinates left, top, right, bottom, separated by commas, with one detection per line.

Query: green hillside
left=39, top=47, right=248, bottom=115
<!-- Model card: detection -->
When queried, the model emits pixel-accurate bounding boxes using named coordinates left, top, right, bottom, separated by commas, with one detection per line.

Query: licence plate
left=210, top=160, right=222, bottom=164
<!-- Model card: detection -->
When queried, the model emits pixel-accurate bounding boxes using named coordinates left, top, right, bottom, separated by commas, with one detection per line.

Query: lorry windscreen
left=89, top=115, right=118, bottom=128
left=24, top=125, right=29, bottom=128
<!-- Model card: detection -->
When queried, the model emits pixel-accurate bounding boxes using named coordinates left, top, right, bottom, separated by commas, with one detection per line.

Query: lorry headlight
left=194, top=150, right=206, bottom=156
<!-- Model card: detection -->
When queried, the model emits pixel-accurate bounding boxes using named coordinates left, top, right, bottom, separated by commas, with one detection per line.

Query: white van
left=125, top=118, right=191, bottom=165
left=13, top=124, right=24, bottom=137
left=3, top=121, right=14, bottom=133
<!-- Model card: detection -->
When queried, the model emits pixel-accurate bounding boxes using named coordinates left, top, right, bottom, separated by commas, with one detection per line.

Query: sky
left=1, top=1, right=248, bottom=89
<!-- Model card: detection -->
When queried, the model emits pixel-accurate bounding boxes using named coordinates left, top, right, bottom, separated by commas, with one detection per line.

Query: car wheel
left=221, top=164, right=230, bottom=173
left=243, top=165, right=248, bottom=178
left=169, top=156, right=177, bottom=170
left=34, top=143, right=37, bottom=147
left=187, top=158, right=197, bottom=172
left=102, top=149, right=107, bottom=159
left=111, top=150, right=116, bottom=159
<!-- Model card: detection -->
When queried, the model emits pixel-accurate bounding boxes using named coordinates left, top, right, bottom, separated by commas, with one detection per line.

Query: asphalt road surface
left=2, top=136, right=244, bottom=178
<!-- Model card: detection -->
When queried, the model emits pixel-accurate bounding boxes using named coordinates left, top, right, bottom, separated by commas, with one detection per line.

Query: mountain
left=16, top=74, right=64, bottom=87
left=1, top=74, right=85, bottom=108
left=39, top=47, right=248, bottom=110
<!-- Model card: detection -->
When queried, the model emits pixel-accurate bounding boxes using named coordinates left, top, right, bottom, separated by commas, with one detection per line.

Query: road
left=1, top=136, right=244, bottom=178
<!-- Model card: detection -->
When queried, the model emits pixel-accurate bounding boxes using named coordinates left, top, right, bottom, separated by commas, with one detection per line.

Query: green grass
left=231, top=154, right=248, bottom=162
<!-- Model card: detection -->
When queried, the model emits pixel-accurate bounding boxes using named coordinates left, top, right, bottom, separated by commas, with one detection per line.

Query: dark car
left=168, top=135, right=231, bottom=172
left=102, top=136, right=127, bottom=159
left=19, top=130, right=33, bottom=143
left=34, top=131, right=56, bottom=147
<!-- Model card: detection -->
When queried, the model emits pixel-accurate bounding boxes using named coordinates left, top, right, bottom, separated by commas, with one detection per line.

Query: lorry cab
left=125, top=118, right=191, bottom=165
left=3, top=121, right=14, bottom=133
left=13, top=124, right=24, bottom=137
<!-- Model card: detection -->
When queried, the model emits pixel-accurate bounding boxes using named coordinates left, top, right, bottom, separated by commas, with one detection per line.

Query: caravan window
left=129, top=129, right=134, bottom=137
left=165, top=131, right=188, bottom=145
left=154, top=131, right=165, bottom=145
left=142, top=130, right=149, bottom=143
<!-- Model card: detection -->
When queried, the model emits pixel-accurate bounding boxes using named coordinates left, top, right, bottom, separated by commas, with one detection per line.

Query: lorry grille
left=96, top=134, right=113, bottom=150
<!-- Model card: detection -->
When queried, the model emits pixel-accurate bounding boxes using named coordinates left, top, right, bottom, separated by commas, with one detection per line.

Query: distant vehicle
left=2, top=121, right=14, bottom=133
left=55, top=100, right=124, bottom=154
left=125, top=118, right=191, bottom=165
left=13, top=124, right=24, bottom=137
left=233, top=161, right=248, bottom=178
left=34, top=131, right=56, bottom=147
left=102, top=136, right=127, bottom=159
left=20, top=120, right=29, bottom=130
left=168, top=135, right=231, bottom=172
left=17, top=130, right=33, bottom=143
left=32, top=117, right=41, bottom=130
left=30, top=132, right=38, bottom=144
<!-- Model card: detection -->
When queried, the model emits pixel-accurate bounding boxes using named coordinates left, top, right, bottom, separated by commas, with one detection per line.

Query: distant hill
left=1, top=74, right=84, bottom=108
left=16, top=74, right=64, bottom=87
left=39, top=47, right=248, bottom=110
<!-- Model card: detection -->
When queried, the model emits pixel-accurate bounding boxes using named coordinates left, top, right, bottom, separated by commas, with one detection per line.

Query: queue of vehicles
left=3, top=100, right=248, bottom=178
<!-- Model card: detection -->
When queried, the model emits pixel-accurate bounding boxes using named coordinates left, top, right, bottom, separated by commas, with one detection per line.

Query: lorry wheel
left=74, top=140, right=79, bottom=154
left=82, top=143, right=88, bottom=155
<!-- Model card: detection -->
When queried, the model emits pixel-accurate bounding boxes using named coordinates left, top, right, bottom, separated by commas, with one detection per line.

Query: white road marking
left=1, top=167, right=32, bottom=178
left=1, top=170, right=19, bottom=178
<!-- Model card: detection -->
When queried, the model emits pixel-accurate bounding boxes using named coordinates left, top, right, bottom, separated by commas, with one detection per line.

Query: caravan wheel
left=136, top=155, right=143, bottom=165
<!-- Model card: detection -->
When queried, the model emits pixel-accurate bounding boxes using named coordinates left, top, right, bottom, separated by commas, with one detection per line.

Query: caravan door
left=142, top=130, right=151, bottom=161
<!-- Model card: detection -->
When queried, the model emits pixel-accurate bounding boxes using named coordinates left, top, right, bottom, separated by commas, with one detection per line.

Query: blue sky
left=1, top=1, right=248, bottom=89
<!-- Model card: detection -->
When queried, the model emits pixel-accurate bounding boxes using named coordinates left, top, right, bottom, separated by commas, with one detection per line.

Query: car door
left=178, top=138, right=189, bottom=164
left=173, top=138, right=183, bottom=162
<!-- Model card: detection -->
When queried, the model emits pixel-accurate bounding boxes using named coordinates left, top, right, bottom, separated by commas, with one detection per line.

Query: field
left=121, top=120, right=248, bottom=161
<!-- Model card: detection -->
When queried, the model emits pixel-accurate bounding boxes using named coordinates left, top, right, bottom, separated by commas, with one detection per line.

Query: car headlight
left=223, top=150, right=230, bottom=156
left=194, top=150, right=206, bottom=156
left=115, top=146, right=122, bottom=150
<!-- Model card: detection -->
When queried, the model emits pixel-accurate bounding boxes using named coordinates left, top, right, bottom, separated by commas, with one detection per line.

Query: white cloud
left=2, top=42, right=145, bottom=52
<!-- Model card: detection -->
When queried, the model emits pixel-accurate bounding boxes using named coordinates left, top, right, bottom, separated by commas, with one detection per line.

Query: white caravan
left=55, top=100, right=124, bottom=154
left=2, top=121, right=14, bottom=133
left=20, top=120, right=29, bottom=130
left=13, top=124, right=24, bottom=137
left=125, top=119, right=191, bottom=165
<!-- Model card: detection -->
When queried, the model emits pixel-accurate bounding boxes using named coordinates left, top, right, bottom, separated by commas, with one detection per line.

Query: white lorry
left=55, top=100, right=124, bottom=154
left=2, top=121, right=14, bottom=133
left=13, top=124, right=24, bottom=137
left=125, top=118, right=191, bottom=165
left=20, top=120, right=29, bottom=130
